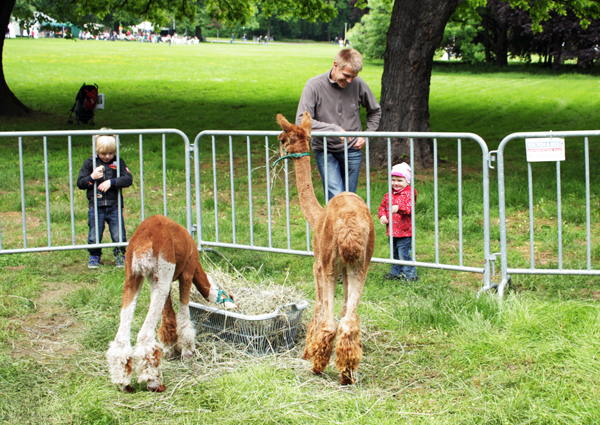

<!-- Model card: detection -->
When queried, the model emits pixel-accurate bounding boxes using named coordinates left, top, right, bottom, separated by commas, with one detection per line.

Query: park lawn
left=1, top=38, right=600, bottom=424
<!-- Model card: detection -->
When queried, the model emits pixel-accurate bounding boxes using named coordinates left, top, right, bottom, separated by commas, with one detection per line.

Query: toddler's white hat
left=391, top=162, right=411, bottom=184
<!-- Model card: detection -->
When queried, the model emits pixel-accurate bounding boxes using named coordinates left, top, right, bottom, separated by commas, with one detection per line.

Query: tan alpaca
left=106, top=214, right=236, bottom=392
left=276, top=112, right=375, bottom=385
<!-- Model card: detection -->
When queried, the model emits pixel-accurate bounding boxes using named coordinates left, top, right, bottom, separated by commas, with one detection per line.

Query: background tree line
left=349, top=0, right=600, bottom=69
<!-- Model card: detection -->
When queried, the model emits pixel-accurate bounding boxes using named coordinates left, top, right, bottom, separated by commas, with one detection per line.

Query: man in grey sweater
left=296, top=48, right=381, bottom=202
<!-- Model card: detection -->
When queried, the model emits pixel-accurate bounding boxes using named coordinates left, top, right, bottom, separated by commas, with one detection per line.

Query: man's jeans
left=88, top=205, right=127, bottom=257
left=390, top=236, right=418, bottom=279
left=314, top=147, right=362, bottom=202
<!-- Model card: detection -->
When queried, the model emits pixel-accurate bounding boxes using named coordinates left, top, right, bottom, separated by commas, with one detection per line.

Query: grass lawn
left=1, top=38, right=600, bottom=424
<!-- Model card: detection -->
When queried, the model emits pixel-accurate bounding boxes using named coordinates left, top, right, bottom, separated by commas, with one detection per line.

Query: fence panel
left=193, top=130, right=493, bottom=288
left=493, top=130, right=600, bottom=296
left=0, top=129, right=191, bottom=257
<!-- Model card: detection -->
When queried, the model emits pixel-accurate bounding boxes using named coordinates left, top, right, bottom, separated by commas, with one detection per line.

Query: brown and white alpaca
left=276, top=112, right=375, bottom=385
left=106, top=214, right=236, bottom=393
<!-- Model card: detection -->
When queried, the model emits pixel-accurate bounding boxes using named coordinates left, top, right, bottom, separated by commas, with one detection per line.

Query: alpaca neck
left=293, top=155, right=323, bottom=227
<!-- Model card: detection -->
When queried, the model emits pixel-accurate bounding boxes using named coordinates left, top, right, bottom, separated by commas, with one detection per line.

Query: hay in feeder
left=188, top=265, right=306, bottom=316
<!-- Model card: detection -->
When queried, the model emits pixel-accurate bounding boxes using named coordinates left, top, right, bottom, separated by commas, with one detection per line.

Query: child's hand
left=91, top=165, right=104, bottom=180
left=379, top=216, right=389, bottom=225
left=98, top=180, right=111, bottom=192
left=392, top=205, right=399, bottom=214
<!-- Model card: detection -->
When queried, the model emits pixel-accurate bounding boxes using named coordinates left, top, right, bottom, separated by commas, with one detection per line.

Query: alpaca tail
left=130, top=240, right=156, bottom=276
left=337, top=217, right=368, bottom=266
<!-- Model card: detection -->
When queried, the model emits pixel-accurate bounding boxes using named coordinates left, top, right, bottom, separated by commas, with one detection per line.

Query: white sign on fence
left=525, top=138, right=565, bottom=162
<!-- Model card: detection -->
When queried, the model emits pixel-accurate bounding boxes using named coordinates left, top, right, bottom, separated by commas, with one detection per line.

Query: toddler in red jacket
left=378, top=163, right=418, bottom=281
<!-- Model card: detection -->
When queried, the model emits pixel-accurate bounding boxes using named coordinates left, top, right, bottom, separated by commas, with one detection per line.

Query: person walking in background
left=378, top=163, right=419, bottom=282
left=77, top=130, right=133, bottom=268
left=296, top=48, right=381, bottom=202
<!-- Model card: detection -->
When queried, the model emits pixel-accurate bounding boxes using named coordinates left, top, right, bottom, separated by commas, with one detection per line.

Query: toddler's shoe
left=405, top=276, right=419, bottom=282
left=115, top=255, right=125, bottom=268
left=88, top=255, right=101, bottom=269
left=383, top=273, right=403, bottom=281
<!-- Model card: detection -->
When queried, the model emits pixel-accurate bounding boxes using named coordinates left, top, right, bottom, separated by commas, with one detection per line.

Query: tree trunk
left=0, top=0, right=31, bottom=116
left=495, top=20, right=508, bottom=66
left=195, top=25, right=204, bottom=41
left=490, top=1, right=509, bottom=67
left=372, top=0, right=460, bottom=170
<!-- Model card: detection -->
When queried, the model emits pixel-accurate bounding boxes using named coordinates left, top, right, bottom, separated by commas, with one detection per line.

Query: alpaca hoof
left=120, top=385, right=135, bottom=393
left=340, top=372, right=355, bottom=386
left=148, top=383, right=166, bottom=392
left=181, top=348, right=195, bottom=361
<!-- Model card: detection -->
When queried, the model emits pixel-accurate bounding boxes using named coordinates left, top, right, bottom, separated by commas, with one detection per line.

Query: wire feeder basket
left=189, top=300, right=309, bottom=355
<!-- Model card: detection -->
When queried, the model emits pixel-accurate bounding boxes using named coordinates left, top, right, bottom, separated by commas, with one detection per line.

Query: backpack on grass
left=68, top=83, right=98, bottom=125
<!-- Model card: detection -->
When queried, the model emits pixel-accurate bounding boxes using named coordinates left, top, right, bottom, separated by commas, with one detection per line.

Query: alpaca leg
left=176, top=302, right=196, bottom=360
left=134, top=259, right=175, bottom=392
left=176, top=277, right=196, bottom=361
left=106, top=274, right=144, bottom=393
left=303, top=262, right=325, bottom=361
left=334, top=266, right=365, bottom=385
left=158, top=294, right=179, bottom=360
left=310, top=271, right=338, bottom=375
left=335, top=316, right=362, bottom=385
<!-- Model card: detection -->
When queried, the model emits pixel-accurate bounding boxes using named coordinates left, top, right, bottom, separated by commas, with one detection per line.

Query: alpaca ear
left=300, top=111, right=312, bottom=132
left=276, top=114, right=292, bottom=133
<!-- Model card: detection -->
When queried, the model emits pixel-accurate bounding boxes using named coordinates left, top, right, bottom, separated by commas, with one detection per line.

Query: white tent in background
left=132, top=21, right=154, bottom=32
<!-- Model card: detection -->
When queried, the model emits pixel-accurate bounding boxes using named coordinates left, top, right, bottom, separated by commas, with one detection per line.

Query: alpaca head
left=276, top=111, right=312, bottom=155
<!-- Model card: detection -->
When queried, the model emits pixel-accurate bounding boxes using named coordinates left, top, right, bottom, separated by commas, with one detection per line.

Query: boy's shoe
left=115, top=255, right=125, bottom=268
left=88, top=256, right=101, bottom=268
left=383, top=273, right=403, bottom=281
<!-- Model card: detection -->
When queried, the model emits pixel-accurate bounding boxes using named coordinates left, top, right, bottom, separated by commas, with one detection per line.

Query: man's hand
left=354, top=137, right=366, bottom=150
left=340, top=129, right=366, bottom=150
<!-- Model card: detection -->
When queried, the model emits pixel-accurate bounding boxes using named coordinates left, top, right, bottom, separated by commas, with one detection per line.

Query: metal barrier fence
left=0, top=129, right=191, bottom=256
left=193, top=130, right=493, bottom=289
left=490, top=130, right=600, bottom=297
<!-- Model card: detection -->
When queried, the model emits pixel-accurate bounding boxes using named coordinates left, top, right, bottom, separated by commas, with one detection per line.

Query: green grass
left=2, top=38, right=600, bottom=424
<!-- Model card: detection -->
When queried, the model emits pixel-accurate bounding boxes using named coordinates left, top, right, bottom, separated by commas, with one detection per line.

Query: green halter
left=272, top=148, right=310, bottom=167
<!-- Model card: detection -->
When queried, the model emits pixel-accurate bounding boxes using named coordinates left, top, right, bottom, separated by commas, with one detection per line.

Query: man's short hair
left=335, top=48, right=363, bottom=73
left=95, top=128, right=117, bottom=153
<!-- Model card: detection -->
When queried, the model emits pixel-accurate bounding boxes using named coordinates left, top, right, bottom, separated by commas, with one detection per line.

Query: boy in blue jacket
left=77, top=130, right=133, bottom=268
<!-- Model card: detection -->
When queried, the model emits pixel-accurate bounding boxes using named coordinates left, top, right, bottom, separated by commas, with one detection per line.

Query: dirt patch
left=8, top=281, right=82, bottom=359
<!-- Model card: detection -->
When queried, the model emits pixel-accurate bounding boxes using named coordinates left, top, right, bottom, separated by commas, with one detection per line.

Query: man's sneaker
left=383, top=273, right=403, bottom=281
left=115, top=255, right=125, bottom=268
left=88, top=256, right=101, bottom=269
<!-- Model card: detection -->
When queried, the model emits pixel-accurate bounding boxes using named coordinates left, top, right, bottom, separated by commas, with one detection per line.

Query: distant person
left=378, top=163, right=418, bottom=282
left=77, top=130, right=133, bottom=268
left=231, top=33, right=234, bottom=43
left=296, top=48, right=381, bottom=202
